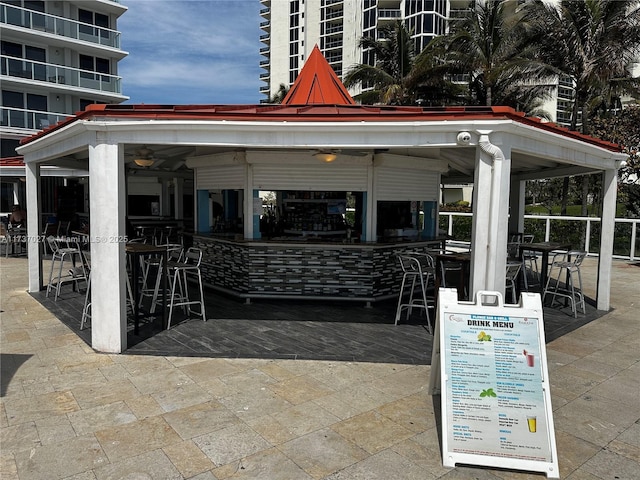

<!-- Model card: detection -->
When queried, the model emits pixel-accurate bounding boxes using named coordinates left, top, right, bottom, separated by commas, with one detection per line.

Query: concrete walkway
left=1, top=256, right=638, bottom=479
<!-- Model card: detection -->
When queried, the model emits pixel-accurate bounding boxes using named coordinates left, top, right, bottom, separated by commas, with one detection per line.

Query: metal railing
left=1, top=55, right=123, bottom=94
left=0, top=3, right=121, bottom=49
left=378, top=9, right=402, bottom=19
left=438, top=212, right=639, bottom=261
left=1, top=106, right=73, bottom=130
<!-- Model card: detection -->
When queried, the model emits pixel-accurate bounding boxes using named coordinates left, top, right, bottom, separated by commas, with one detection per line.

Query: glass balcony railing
left=1, top=106, right=73, bottom=130
left=1, top=55, right=123, bottom=95
left=0, top=4, right=122, bottom=49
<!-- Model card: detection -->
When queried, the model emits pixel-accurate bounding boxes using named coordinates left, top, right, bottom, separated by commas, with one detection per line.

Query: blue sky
left=118, top=0, right=263, bottom=105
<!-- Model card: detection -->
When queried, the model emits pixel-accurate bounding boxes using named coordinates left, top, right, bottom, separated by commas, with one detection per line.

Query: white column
left=469, top=133, right=511, bottom=298
left=596, top=167, right=617, bottom=311
left=89, top=139, right=127, bottom=353
left=25, top=161, right=42, bottom=292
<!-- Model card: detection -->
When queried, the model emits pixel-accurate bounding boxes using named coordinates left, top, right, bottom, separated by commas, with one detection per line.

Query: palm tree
left=343, top=21, right=419, bottom=105
left=269, top=83, right=289, bottom=104
left=415, top=0, right=556, bottom=115
left=530, top=0, right=640, bottom=134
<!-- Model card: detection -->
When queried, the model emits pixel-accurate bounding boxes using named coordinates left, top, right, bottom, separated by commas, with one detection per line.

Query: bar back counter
left=190, top=234, right=445, bottom=306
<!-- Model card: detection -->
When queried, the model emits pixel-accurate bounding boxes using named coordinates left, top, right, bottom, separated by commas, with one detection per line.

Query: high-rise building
left=1, top=0, right=128, bottom=159
left=1, top=0, right=128, bottom=213
left=259, top=0, right=468, bottom=102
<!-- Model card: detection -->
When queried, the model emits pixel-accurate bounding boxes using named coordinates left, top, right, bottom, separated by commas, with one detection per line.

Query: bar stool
left=395, top=253, right=435, bottom=333
left=138, top=243, right=182, bottom=311
left=46, top=236, right=88, bottom=301
left=543, top=250, right=587, bottom=317
left=505, top=261, right=522, bottom=304
left=81, top=269, right=136, bottom=330
left=521, top=234, right=539, bottom=288
left=439, top=255, right=468, bottom=300
left=167, top=247, right=206, bottom=329
left=147, top=244, right=183, bottom=314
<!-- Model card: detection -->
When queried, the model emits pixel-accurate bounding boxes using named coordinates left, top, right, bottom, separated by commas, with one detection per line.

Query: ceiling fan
left=311, top=148, right=380, bottom=163
left=130, top=145, right=155, bottom=167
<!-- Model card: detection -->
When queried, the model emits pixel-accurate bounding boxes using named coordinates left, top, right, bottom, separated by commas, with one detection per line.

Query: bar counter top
left=190, top=232, right=447, bottom=249
left=189, top=234, right=448, bottom=304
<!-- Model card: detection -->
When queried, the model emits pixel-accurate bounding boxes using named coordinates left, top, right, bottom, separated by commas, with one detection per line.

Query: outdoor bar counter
left=190, top=234, right=445, bottom=305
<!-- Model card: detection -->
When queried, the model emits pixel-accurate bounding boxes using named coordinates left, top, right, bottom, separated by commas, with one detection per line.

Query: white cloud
left=118, top=0, right=263, bottom=104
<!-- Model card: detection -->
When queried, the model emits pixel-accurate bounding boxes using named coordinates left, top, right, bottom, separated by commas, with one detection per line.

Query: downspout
left=474, top=131, right=509, bottom=295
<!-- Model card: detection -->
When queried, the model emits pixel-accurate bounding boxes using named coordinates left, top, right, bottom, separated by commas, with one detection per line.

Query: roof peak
left=282, top=45, right=355, bottom=106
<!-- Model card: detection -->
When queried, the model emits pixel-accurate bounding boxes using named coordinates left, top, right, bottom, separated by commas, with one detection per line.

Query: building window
left=79, top=54, right=110, bottom=80
left=1, top=89, right=47, bottom=129
left=78, top=8, right=110, bottom=38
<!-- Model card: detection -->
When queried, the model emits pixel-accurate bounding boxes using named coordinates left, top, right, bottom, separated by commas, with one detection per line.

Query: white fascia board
left=16, top=121, right=94, bottom=163
left=77, top=118, right=513, bottom=150
left=507, top=122, right=626, bottom=169
left=0, top=166, right=88, bottom=177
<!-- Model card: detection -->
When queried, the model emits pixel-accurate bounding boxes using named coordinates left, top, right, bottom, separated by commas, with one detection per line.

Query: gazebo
left=17, top=46, right=625, bottom=353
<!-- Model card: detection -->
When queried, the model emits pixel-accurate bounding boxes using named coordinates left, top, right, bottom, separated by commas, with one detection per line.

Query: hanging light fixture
left=133, top=146, right=155, bottom=167
left=313, top=150, right=338, bottom=163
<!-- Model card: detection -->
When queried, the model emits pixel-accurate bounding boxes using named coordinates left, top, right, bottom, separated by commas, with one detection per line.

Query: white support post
left=469, top=133, right=512, bottom=297
left=89, top=140, right=127, bottom=353
left=25, top=161, right=42, bottom=292
left=596, top=168, right=617, bottom=311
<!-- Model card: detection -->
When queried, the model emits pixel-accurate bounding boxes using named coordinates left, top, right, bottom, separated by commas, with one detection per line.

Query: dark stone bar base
left=192, top=235, right=444, bottom=304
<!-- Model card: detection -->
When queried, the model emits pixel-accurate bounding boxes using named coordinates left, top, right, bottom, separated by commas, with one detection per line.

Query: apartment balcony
left=260, top=32, right=270, bottom=43
left=324, top=24, right=343, bottom=35
left=260, top=6, right=270, bottom=18
left=260, top=45, right=270, bottom=54
left=260, top=19, right=270, bottom=29
left=378, top=8, right=402, bottom=20
left=324, top=9, right=344, bottom=21
left=260, top=71, right=270, bottom=81
left=323, top=38, right=343, bottom=50
left=0, top=3, right=122, bottom=49
left=1, top=106, right=73, bottom=131
left=1, top=56, right=123, bottom=95
left=259, top=58, right=270, bottom=68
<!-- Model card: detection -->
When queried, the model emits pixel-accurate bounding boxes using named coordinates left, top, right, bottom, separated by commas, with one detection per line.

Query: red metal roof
left=282, top=45, right=355, bottom=105
left=0, top=156, right=25, bottom=167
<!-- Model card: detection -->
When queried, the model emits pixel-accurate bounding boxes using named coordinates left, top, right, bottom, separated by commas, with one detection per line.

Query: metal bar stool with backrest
left=138, top=243, right=182, bottom=310
left=520, top=234, right=539, bottom=288
left=167, top=247, right=206, bottom=329
left=439, top=253, right=469, bottom=300
left=81, top=268, right=137, bottom=330
left=147, top=244, right=184, bottom=314
left=505, top=261, right=523, bottom=304
left=46, top=236, right=88, bottom=301
left=543, top=250, right=587, bottom=317
left=395, top=253, right=435, bottom=333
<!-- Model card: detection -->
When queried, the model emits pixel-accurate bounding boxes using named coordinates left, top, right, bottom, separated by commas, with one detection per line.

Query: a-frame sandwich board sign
left=429, top=289, right=560, bottom=478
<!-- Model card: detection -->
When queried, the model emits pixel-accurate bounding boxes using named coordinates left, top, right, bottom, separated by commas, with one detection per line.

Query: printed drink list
left=444, top=313, right=552, bottom=462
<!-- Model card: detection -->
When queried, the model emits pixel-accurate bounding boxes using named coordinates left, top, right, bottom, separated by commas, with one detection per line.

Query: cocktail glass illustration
left=527, top=416, right=537, bottom=433
left=526, top=353, right=535, bottom=367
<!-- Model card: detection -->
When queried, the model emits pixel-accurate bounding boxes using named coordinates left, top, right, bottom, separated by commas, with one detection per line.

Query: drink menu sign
left=429, top=289, right=559, bottom=478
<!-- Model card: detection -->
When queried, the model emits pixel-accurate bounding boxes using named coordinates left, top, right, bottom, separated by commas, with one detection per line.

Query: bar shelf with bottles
left=281, top=191, right=347, bottom=238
